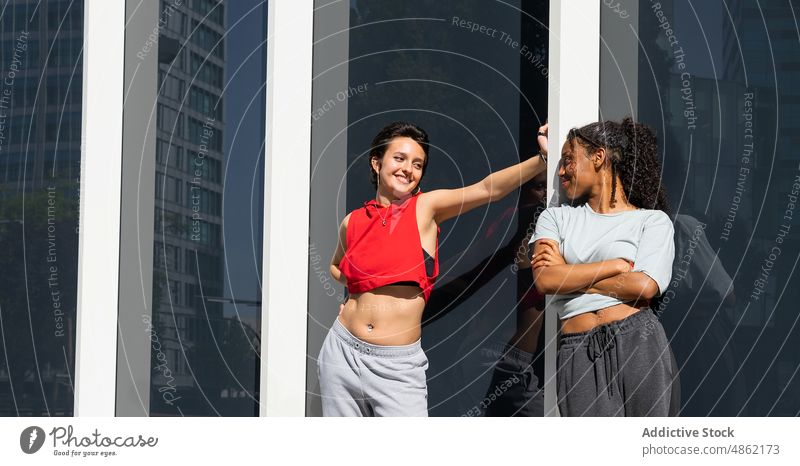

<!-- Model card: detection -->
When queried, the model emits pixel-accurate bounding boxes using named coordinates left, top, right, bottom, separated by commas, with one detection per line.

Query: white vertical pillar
left=74, top=0, right=126, bottom=416
left=260, top=0, right=314, bottom=416
left=545, top=0, right=600, bottom=416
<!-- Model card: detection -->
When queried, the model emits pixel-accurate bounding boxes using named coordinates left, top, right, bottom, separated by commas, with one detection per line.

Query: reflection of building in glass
left=632, top=0, right=800, bottom=415
left=0, top=1, right=83, bottom=415
left=151, top=0, right=231, bottom=415
left=0, top=1, right=83, bottom=189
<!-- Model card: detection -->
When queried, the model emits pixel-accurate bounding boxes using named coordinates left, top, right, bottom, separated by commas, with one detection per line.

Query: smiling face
left=558, top=139, right=602, bottom=201
left=371, top=137, right=427, bottom=198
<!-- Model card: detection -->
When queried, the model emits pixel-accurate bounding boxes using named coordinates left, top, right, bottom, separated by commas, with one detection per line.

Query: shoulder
left=338, top=212, right=352, bottom=235
left=415, top=190, right=436, bottom=207
left=640, top=209, right=673, bottom=226
left=342, top=212, right=352, bottom=228
left=531, top=205, right=574, bottom=242
left=548, top=203, right=582, bottom=213
left=637, top=209, right=675, bottom=236
left=541, top=204, right=580, bottom=221
left=413, top=190, right=435, bottom=215
left=337, top=211, right=355, bottom=235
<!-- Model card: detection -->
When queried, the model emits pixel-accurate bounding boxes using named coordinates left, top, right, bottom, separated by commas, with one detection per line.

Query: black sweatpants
left=557, top=309, right=680, bottom=417
left=483, top=343, right=544, bottom=417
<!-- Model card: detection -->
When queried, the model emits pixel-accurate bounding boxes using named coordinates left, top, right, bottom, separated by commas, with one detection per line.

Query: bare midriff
left=338, top=284, right=426, bottom=346
left=559, top=299, right=651, bottom=334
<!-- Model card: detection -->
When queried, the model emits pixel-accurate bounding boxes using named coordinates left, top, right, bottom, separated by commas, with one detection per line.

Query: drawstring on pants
left=586, top=325, right=620, bottom=398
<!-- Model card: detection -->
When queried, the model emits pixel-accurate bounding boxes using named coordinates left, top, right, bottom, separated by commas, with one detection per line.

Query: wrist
left=614, top=259, right=630, bottom=274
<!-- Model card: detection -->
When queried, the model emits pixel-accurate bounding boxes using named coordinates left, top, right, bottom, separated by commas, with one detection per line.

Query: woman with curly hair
left=319, top=121, right=549, bottom=416
left=530, top=118, right=679, bottom=416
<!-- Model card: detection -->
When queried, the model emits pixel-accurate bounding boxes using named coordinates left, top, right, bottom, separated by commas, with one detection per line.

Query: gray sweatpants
left=317, top=317, right=429, bottom=416
left=557, top=309, right=680, bottom=416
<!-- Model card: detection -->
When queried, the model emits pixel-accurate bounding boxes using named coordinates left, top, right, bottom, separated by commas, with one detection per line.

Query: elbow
left=533, top=270, right=555, bottom=295
left=330, top=264, right=343, bottom=283
left=639, top=276, right=660, bottom=300
left=482, top=177, right=505, bottom=203
left=643, top=286, right=659, bottom=300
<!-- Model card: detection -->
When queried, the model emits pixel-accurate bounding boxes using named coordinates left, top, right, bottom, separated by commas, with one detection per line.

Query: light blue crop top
left=529, top=203, right=675, bottom=320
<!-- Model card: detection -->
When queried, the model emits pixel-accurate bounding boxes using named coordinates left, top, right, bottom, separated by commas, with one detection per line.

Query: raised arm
left=422, top=124, right=549, bottom=224
left=531, top=239, right=630, bottom=294
left=329, top=213, right=351, bottom=285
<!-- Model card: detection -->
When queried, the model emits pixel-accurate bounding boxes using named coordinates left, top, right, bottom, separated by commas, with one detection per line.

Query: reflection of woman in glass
left=423, top=170, right=548, bottom=416
left=531, top=118, right=679, bottom=416
left=318, top=121, right=548, bottom=416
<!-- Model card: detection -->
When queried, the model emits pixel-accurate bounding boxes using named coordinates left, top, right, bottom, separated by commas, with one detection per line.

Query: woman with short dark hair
left=318, top=121, right=548, bottom=416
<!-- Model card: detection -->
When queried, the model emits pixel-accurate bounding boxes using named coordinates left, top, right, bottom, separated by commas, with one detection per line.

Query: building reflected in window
left=0, top=1, right=83, bottom=416
left=148, top=0, right=266, bottom=416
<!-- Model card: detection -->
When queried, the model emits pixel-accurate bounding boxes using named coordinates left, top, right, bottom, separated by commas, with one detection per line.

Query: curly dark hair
left=367, top=121, right=430, bottom=190
left=567, top=117, right=670, bottom=215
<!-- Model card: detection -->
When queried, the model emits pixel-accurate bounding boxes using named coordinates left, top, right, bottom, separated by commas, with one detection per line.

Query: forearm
left=584, top=272, right=658, bottom=301
left=535, top=260, right=627, bottom=294
left=482, top=155, right=546, bottom=201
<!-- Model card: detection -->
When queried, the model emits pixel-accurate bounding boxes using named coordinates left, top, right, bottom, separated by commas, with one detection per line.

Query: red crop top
left=339, top=191, right=440, bottom=302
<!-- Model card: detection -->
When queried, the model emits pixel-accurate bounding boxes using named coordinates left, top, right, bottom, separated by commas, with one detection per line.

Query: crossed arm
left=531, top=239, right=660, bottom=301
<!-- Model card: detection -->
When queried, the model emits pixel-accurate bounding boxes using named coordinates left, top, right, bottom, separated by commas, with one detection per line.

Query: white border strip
left=545, top=0, right=601, bottom=416
left=74, top=0, right=126, bottom=416
left=260, top=0, right=315, bottom=416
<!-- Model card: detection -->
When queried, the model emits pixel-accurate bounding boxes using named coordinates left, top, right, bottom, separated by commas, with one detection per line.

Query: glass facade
left=308, top=0, right=549, bottom=416
left=146, top=0, right=267, bottom=416
left=1, top=0, right=799, bottom=418
left=0, top=0, right=83, bottom=416
left=600, top=0, right=800, bottom=415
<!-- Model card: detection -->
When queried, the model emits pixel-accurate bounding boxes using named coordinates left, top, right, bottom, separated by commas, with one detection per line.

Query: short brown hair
left=367, top=121, right=430, bottom=189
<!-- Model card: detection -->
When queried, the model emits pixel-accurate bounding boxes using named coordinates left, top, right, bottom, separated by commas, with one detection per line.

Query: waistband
left=488, top=341, right=534, bottom=366
left=558, top=309, right=658, bottom=399
left=333, top=317, right=422, bottom=358
left=559, top=308, right=657, bottom=344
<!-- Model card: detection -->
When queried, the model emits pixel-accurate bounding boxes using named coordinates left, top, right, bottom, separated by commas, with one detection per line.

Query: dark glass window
left=0, top=0, right=83, bottom=416
left=190, top=52, right=223, bottom=87
left=147, top=0, right=267, bottom=416
left=190, top=19, right=224, bottom=59
left=308, top=0, right=548, bottom=416
left=600, top=0, right=800, bottom=415
left=192, top=0, right=224, bottom=27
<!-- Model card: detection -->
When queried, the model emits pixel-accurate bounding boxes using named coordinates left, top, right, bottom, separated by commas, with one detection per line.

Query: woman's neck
left=588, top=177, right=635, bottom=213
left=375, top=189, right=412, bottom=207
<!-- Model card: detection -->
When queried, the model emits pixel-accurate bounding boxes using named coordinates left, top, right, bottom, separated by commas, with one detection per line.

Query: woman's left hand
left=531, top=239, right=566, bottom=269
